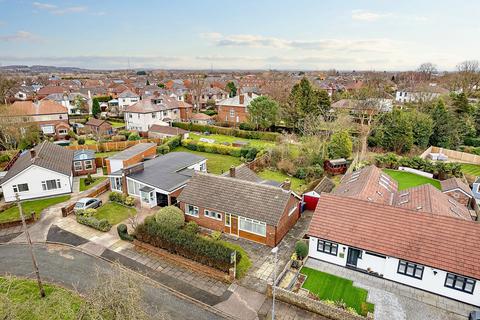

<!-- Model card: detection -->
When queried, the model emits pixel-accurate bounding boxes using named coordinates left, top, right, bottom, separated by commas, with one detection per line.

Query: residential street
left=0, top=242, right=232, bottom=320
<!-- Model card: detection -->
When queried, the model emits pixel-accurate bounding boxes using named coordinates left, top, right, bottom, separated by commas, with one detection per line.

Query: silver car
left=74, top=197, right=102, bottom=212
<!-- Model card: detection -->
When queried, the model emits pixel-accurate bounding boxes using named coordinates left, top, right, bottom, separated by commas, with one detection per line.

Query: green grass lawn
left=0, top=276, right=83, bottom=320
left=94, top=202, right=136, bottom=225
left=173, top=146, right=243, bottom=174
left=460, top=163, right=480, bottom=176
left=71, top=139, right=97, bottom=146
left=95, top=151, right=119, bottom=158
left=257, top=169, right=307, bottom=193
left=79, top=177, right=107, bottom=192
left=300, top=267, right=374, bottom=316
left=189, top=133, right=275, bottom=150
left=383, top=169, right=441, bottom=191
left=0, top=195, right=71, bottom=223
left=108, top=121, right=126, bottom=128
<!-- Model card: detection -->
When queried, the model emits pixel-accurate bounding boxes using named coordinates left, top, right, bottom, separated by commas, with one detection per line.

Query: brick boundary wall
left=61, top=180, right=110, bottom=217
left=266, top=284, right=373, bottom=320
left=0, top=212, right=36, bottom=230
left=133, top=239, right=234, bottom=283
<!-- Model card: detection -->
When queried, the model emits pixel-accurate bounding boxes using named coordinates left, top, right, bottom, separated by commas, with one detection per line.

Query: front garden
left=0, top=195, right=71, bottom=224
left=94, top=202, right=136, bottom=225
left=300, top=267, right=375, bottom=317
left=383, top=169, right=441, bottom=191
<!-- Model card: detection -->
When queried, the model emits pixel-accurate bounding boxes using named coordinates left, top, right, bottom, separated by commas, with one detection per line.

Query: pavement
left=0, top=242, right=231, bottom=320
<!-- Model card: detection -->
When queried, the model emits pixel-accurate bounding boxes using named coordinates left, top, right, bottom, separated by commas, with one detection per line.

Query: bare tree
left=417, top=62, right=437, bottom=81
left=262, top=71, right=292, bottom=106
left=0, top=73, right=18, bottom=105
left=188, top=74, right=206, bottom=113
left=0, top=106, right=39, bottom=150
left=455, top=60, right=480, bottom=95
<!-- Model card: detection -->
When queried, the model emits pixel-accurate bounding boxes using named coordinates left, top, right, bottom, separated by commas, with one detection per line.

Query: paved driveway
left=0, top=243, right=231, bottom=320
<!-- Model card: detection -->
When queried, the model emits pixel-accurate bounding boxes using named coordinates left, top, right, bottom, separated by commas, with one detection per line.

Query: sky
left=0, top=0, right=479, bottom=71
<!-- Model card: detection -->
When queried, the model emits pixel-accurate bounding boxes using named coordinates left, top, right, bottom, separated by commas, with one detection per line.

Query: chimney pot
left=239, top=94, right=245, bottom=105
left=282, top=179, right=291, bottom=191
left=229, top=165, right=236, bottom=178
left=30, top=149, right=36, bottom=159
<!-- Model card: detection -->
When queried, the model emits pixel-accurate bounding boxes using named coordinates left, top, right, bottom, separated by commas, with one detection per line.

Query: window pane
left=465, top=282, right=474, bottom=293
left=445, top=275, right=454, bottom=287
left=332, top=245, right=338, bottom=255
left=415, top=268, right=423, bottom=278
left=398, top=263, right=406, bottom=273
left=406, top=265, right=415, bottom=276
left=454, top=280, right=464, bottom=290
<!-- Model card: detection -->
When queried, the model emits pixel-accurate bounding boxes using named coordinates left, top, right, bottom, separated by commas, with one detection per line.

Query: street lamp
left=271, top=246, right=279, bottom=320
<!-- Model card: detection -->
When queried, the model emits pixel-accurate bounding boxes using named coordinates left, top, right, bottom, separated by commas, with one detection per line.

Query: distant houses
left=216, top=92, right=259, bottom=124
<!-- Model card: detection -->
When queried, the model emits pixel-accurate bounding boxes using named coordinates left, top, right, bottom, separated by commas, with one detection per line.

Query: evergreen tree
left=429, top=99, right=458, bottom=148
left=226, top=82, right=237, bottom=97
left=328, top=130, right=352, bottom=159
left=92, top=98, right=101, bottom=118
left=247, top=96, right=279, bottom=130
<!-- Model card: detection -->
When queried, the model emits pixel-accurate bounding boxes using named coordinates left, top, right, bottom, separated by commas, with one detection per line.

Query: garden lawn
left=218, top=240, right=252, bottom=279
left=257, top=169, right=307, bottom=193
left=173, top=146, right=242, bottom=174
left=0, top=276, right=83, bottom=320
left=300, top=267, right=374, bottom=316
left=460, top=163, right=480, bottom=176
left=0, top=195, right=71, bottom=223
left=94, top=202, right=135, bottom=225
left=108, top=121, right=125, bottom=128
left=189, top=133, right=275, bottom=150
left=383, top=169, right=441, bottom=191
left=79, top=177, right=107, bottom=192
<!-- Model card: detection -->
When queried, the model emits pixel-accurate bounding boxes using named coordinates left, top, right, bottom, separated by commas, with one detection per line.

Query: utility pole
left=16, top=193, right=45, bottom=298
left=271, top=246, right=278, bottom=320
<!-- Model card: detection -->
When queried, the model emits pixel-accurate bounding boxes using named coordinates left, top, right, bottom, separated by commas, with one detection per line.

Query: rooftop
left=107, top=143, right=156, bottom=160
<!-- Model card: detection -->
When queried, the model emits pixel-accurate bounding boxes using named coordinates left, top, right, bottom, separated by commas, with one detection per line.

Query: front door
left=346, top=248, right=361, bottom=267
left=231, top=215, right=239, bottom=235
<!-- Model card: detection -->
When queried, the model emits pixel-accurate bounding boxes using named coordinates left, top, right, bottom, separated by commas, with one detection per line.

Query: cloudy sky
left=0, top=0, right=479, bottom=70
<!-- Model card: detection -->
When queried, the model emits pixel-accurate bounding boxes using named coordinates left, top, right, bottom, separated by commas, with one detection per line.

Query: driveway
left=0, top=242, right=231, bottom=320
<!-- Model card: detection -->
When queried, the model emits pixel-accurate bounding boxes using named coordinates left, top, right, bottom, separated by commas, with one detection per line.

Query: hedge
left=117, top=223, right=134, bottom=241
left=182, top=139, right=242, bottom=157
left=157, top=135, right=181, bottom=155
left=76, top=215, right=112, bottom=232
left=172, top=122, right=279, bottom=141
left=135, top=217, right=241, bottom=272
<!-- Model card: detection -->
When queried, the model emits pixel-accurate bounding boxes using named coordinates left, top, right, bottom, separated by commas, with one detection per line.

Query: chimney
left=30, top=149, right=36, bottom=159
left=282, top=179, right=291, bottom=191
left=247, top=92, right=252, bottom=98
left=229, top=165, right=236, bottom=178
left=239, top=94, right=245, bottom=105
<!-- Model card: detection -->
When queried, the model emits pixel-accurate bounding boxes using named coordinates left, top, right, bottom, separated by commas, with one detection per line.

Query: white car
left=74, top=197, right=102, bottom=212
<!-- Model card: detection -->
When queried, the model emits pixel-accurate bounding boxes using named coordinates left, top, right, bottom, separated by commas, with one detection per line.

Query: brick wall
left=217, top=105, right=248, bottom=124
left=275, top=195, right=301, bottom=245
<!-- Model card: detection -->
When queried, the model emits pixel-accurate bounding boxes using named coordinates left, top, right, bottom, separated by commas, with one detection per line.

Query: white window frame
left=288, top=204, right=297, bottom=216
left=239, top=217, right=266, bottom=237
left=74, top=161, right=83, bottom=171
left=84, top=160, right=93, bottom=170
left=204, top=209, right=222, bottom=221
left=42, top=179, right=61, bottom=191
left=58, top=128, right=68, bottom=135
left=13, top=183, right=29, bottom=193
left=185, top=204, right=199, bottom=217
left=229, top=109, right=235, bottom=117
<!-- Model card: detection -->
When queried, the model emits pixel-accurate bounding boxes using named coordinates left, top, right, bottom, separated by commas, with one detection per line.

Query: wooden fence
left=65, top=138, right=163, bottom=152
left=420, top=146, right=480, bottom=165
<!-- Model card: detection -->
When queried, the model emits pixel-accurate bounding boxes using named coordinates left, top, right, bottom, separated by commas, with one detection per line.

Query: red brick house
left=105, top=143, right=157, bottom=174
left=178, top=171, right=301, bottom=247
left=216, top=93, right=259, bottom=124
left=73, top=149, right=96, bottom=176
left=84, top=118, right=113, bottom=136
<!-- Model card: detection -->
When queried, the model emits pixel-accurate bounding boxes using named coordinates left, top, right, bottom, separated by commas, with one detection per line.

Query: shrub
left=295, top=241, right=308, bottom=260
left=211, top=231, right=222, bottom=241
left=181, top=139, right=243, bottom=157
left=117, top=223, right=134, bottom=241
left=154, top=205, right=185, bottom=229
left=118, top=130, right=131, bottom=138
left=128, top=132, right=141, bottom=141
left=184, top=221, right=199, bottom=234
left=78, top=138, right=85, bottom=145
left=0, top=153, right=11, bottom=163
left=172, top=122, right=279, bottom=141
left=157, top=144, right=170, bottom=155
left=112, top=135, right=126, bottom=142
left=84, top=174, right=95, bottom=185
left=109, top=192, right=125, bottom=203
left=134, top=218, right=239, bottom=272
left=240, top=146, right=258, bottom=161
left=124, top=196, right=135, bottom=207
left=76, top=208, right=97, bottom=217
left=239, top=122, right=255, bottom=131
left=77, top=215, right=111, bottom=232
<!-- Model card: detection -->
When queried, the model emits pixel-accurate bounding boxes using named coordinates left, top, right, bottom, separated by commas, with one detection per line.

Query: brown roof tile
left=7, top=100, right=67, bottom=116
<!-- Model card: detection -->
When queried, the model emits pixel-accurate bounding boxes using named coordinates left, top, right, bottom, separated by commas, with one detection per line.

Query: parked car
left=74, top=197, right=102, bottom=212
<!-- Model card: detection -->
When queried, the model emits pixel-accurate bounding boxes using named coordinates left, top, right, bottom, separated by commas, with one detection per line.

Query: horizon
left=1, top=0, right=479, bottom=71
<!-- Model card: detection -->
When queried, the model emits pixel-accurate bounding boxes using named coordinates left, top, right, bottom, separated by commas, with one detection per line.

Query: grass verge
left=0, top=195, right=71, bottom=223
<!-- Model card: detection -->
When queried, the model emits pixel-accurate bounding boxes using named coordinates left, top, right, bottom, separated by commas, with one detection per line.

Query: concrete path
left=305, top=258, right=469, bottom=320
left=0, top=242, right=232, bottom=320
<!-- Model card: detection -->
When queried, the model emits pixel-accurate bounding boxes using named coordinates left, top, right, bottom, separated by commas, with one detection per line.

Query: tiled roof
left=217, top=93, right=259, bottom=107
left=191, top=113, right=212, bottom=120
left=73, top=149, right=95, bottom=161
left=125, top=95, right=191, bottom=113
left=1, top=141, right=74, bottom=184
left=118, top=89, right=139, bottom=98
left=178, top=172, right=294, bottom=226
left=37, top=86, right=68, bottom=96
left=441, top=178, right=473, bottom=198
left=148, top=125, right=187, bottom=135
left=332, top=165, right=398, bottom=205
left=313, top=177, right=335, bottom=194
left=308, top=193, right=480, bottom=280
left=393, top=184, right=471, bottom=220
left=221, top=164, right=283, bottom=187
left=7, top=100, right=67, bottom=116
left=107, top=143, right=156, bottom=160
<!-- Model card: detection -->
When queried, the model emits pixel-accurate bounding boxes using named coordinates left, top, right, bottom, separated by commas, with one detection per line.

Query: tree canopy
left=247, top=96, right=279, bottom=130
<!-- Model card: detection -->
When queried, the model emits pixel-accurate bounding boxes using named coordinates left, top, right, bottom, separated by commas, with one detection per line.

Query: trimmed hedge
left=182, top=139, right=242, bottom=157
left=135, top=217, right=241, bottom=272
left=117, top=223, right=134, bottom=241
left=172, top=122, right=279, bottom=141
left=76, top=215, right=111, bottom=232
left=157, top=135, right=181, bottom=155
